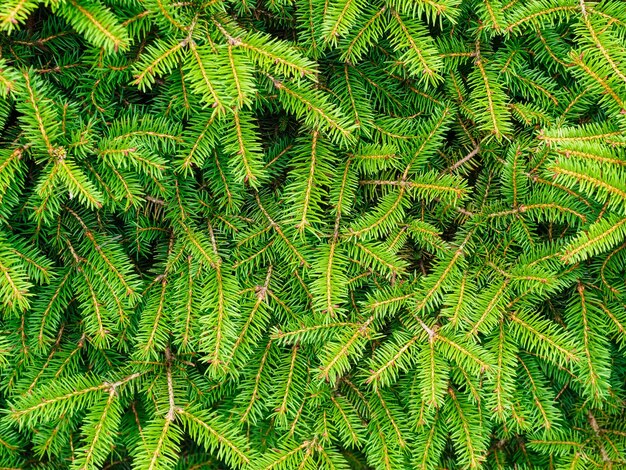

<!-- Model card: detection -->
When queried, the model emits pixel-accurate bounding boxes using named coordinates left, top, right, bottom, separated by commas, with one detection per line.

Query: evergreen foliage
left=0, top=0, right=626, bottom=468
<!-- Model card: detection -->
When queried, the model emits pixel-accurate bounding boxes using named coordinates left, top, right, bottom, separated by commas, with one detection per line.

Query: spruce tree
left=0, top=0, right=626, bottom=468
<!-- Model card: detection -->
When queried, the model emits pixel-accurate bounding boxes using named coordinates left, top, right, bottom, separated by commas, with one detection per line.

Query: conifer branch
left=579, top=0, right=626, bottom=86
left=2, top=1, right=626, bottom=467
left=62, top=0, right=129, bottom=52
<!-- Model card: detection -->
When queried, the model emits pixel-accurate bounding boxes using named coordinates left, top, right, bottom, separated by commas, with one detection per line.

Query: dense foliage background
left=1, top=0, right=626, bottom=468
